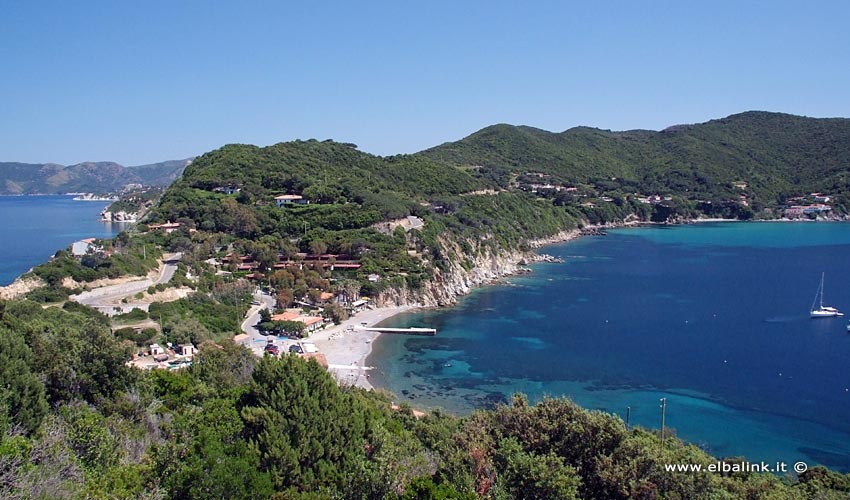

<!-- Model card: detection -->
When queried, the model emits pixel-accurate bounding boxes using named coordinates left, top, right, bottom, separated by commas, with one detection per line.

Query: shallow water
left=368, top=222, right=850, bottom=471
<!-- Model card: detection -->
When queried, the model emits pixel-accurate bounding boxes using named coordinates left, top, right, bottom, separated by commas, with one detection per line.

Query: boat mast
left=812, top=272, right=825, bottom=313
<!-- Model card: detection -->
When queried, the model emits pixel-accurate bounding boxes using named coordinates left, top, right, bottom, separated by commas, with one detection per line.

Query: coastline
left=338, top=216, right=845, bottom=398
left=309, top=305, right=416, bottom=390
left=312, top=227, right=586, bottom=392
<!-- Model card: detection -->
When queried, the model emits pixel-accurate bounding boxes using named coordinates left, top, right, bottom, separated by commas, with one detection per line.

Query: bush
left=25, top=286, right=70, bottom=303
left=113, top=308, right=149, bottom=322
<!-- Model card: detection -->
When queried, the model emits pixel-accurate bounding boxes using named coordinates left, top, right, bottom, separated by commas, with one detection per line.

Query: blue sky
left=2, top=1, right=849, bottom=165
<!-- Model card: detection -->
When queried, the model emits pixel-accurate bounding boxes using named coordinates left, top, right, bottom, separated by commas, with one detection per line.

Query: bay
left=0, top=196, right=127, bottom=286
left=368, top=222, right=850, bottom=472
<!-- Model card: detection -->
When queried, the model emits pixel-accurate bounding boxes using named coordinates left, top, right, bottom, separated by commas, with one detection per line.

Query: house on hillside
left=275, top=194, right=309, bottom=207
left=149, top=221, right=182, bottom=233
left=213, top=185, right=241, bottom=195
left=71, top=238, right=97, bottom=257
left=177, top=344, right=197, bottom=358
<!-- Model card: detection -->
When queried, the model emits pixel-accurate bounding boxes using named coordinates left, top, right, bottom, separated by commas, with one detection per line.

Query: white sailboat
left=810, top=272, right=843, bottom=318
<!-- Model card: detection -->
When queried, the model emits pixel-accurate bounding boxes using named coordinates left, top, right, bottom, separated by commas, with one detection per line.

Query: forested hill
left=168, top=139, right=489, bottom=214
left=0, top=158, right=192, bottom=194
left=419, top=111, right=850, bottom=205
left=152, top=112, right=850, bottom=307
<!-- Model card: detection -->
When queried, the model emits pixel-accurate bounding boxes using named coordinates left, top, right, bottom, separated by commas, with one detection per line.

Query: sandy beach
left=309, top=305, right=416, bottom=390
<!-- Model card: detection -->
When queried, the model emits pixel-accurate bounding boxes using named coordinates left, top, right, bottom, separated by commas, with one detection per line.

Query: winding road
left=70, top=253, right=182, bottom=315
left=240, top=289, right=277, bottom=355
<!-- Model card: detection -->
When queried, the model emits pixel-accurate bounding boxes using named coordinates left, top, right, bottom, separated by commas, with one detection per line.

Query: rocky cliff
left=376, top=229, right=579, bottom=308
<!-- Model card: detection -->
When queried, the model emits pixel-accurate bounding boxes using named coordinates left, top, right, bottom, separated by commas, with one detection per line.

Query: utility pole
left=158, top=313, right=165, bottom=346
left=626, top=406, right=631, bottom=429
left=659, top=397, right=667, bottom=450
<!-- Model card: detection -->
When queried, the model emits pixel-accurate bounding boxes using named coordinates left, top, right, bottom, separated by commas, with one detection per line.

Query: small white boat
left=810, top=272, right=843, bottom=318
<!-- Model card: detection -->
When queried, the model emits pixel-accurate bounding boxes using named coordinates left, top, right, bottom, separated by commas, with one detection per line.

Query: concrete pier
left=361, top=327, right=437, bottom=336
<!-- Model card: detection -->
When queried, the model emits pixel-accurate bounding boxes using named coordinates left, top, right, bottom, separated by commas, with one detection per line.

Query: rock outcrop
left=376, top=229, right=579, bottom=308
left=0, top=276, right=45, bottom=300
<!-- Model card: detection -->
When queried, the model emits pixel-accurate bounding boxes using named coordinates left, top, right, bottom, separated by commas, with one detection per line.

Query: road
left=70, top=253, right=181, bottom=315
left=240, top=289, right=279, bottom=355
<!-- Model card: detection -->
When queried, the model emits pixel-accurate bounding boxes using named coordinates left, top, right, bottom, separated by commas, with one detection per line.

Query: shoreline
left=339, top=217, right=850, bottom=398
left=309, top=305, right=416, bottom=390
left=319, top=221, right=688, bottom=393
left=316, top=227, right=588, bottom=392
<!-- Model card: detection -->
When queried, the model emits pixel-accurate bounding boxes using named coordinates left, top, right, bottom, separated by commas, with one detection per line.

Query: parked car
left=264, top=344, right=280, bottom=356
left=288, top=344, right=303, bottom=354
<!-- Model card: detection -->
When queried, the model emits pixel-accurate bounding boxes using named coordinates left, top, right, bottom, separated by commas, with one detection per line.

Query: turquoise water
left=0, top=196, right=127, bottom=285
left=368, top=222, right=850, bottom=471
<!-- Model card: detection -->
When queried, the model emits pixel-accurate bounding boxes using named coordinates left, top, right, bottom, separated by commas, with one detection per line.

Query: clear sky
left=2, top=0, right=849, bottom=165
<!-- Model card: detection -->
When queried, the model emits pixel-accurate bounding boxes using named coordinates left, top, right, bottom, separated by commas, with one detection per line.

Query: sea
left=368, top=222, right=850, bottom=472
left=0, top=195, right=127, bottom=286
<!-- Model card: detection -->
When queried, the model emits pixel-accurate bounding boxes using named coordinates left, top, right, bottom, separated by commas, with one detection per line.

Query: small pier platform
left=362, top=327, right=437, bottom=336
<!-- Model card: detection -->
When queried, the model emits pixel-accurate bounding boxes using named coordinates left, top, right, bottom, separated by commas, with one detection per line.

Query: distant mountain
left=127, top=158, right=193, bottom=186
left=0, top=158, right=193, bottom=195
left=419, top=111, right=850, bottom=203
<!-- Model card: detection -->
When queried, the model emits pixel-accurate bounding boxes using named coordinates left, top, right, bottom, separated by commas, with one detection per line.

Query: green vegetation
left=106, top=186, right=165, bottom=215
left=258, top=319, right=307, bottom=337
left=32, top=234, right=161, bottom=286
left=421, top=112, right=850, bottom=209
left=6, top=112, right=850, bottom=497
left=113, top=307, right=149, bottom=322
left=142, top=112, right=850, bottom=317
left=2, top=309, right=848, bottom=499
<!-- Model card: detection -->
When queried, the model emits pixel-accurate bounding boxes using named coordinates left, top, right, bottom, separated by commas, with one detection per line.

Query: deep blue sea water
left=368, top=222, right=850, bottom=472
left=0, top=196, right=127, bottom=285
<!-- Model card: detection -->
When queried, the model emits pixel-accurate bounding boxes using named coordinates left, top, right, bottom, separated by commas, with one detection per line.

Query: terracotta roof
left=271, top=311, right=300, bottom=322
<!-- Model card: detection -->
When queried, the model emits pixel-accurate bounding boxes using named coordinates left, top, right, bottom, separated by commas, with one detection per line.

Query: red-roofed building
left=271, top=311, right=300, bottom=322
left=297, top=316, right=324, bottom=332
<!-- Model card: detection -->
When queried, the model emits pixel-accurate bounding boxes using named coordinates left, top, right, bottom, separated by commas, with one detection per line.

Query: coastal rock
left=375, top=228, right=579, bottom=308
left=0, top=276, right=45, bottom=300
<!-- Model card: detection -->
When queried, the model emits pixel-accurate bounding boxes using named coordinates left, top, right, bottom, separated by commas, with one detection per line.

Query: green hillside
left=145, top=112, right=850, bottom=309
left=126, top=158, right=193, bottom=186
left=148, top=139, right=575, bottom=297
left=420, top=111, right=850, bottom=205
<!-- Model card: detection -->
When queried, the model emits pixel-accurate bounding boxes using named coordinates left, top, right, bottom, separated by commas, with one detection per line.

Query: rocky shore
left=376, top=228, right=581, bottom=308
left=0, top=276, right=44, bottom=300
